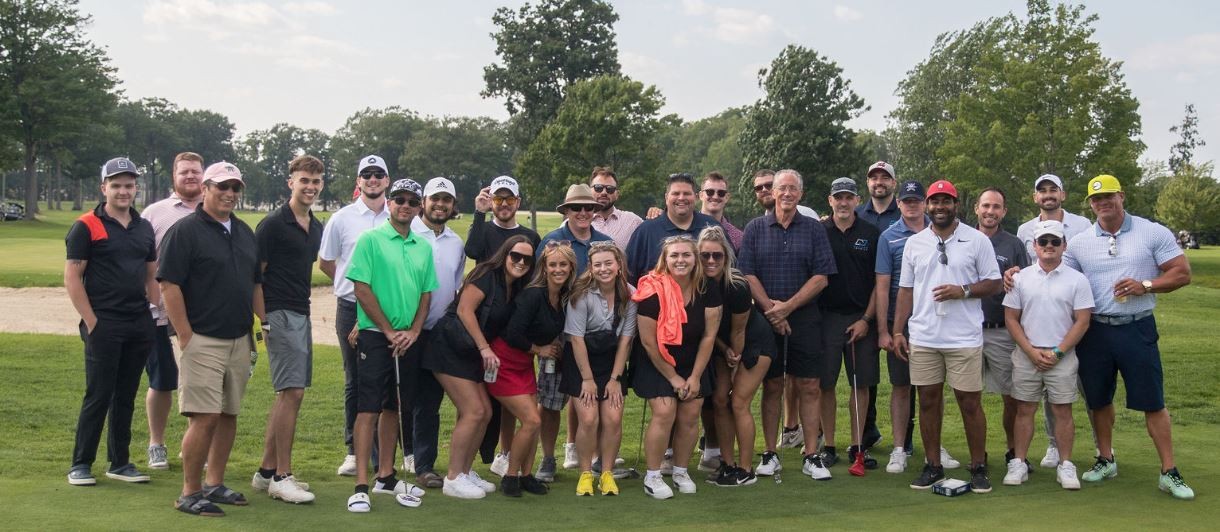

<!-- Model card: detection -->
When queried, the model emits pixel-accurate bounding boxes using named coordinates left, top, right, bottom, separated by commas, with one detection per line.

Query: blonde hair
left=652, top=235, right=705, bottom=294
left=696, top=226, right=746, bottom=293
left=527, top=243, right=577, bottom=306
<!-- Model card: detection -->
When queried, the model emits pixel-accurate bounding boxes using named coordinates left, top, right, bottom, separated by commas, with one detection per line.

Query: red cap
left=927, top=179, right=958, bottom=199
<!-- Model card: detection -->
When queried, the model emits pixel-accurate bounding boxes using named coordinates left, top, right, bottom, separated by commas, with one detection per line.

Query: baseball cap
left=423, top=177, right=455, bottom=198
left=202, top=162, right=243, bottom=184
left=489, top=175, right=520, bottom=197
left=927, top=179, right=958, bottom=199
left=867, top=161, right=896, bottom=180
left=1033, top=219, right=1065, bottom=239
left=100, top=157, right=140, bottom=181
left=389, top=178, right=422, bottom=198
left=358, top=155, right=388, bottom=175
left=1087, top=174, right=1121, bottom=197
left=1034, top=173, right=1064, bottom=191
left=897, top=180, right=925, bottom=201
left=829, top=177, right=859, bottom=196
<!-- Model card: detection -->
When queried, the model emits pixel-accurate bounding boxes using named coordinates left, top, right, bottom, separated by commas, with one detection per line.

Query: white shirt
left=899, top=222, right=1000, bottom=348
left=1003, top=262, right=1095, bottom=347
left=1016, top=210, right=1092, bottom=262
left=411, top=217, right=466, bottom=330
left=318, top=198, right=389, bottom=302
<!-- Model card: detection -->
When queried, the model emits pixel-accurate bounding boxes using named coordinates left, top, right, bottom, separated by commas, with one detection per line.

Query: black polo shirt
left=819, top=215, right=880, bottom=314
left=65, top=203, right=157, bottom=320
left=157, top=205, right=262, bottom=339
left=256, top=203, right=323, bottom=315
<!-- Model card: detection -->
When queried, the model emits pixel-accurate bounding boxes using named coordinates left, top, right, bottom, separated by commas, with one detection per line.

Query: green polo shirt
left=346, top=221, right=439, bottom=331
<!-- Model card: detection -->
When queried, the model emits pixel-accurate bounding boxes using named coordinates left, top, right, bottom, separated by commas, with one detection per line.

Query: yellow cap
left=1087, top=174, right=1122, bottom=197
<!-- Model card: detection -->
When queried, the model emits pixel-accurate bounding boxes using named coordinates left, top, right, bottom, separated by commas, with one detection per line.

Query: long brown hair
left=527, top=243, right=577, bottom=307
left=571, top=241, right=631, bottom=321
left=464, top=235, right=534, bottom=297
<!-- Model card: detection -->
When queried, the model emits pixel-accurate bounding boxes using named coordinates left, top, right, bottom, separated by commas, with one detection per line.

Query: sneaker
left=803, top=454, right=831, bottom=480
left=820, top=448, right=839, bottom=468
left=466, top=470, right=496, bottom=494
left=660, top=452, right=674, bottom=476
left=288, top=475, right=311, bottom=491
left=372, top=477, right=426, bottom=498
left=1158, top=468, right=1195, bottom=500
left=251, top=471, right=271, bottom=491
left=337, top=454, right=358, bottom=476
left=735, top=468, right=758, bottom=487
left=887, top=448, right=908, bottom=474
left=1056, top=460, right=1080, bottom=490
left=536, top=456, right=557, bottom=483
left=178, top=490, right=225, bottom=516
left=501, top=475, right=522, bottom=497
left=756, top=451, right=781, bottom=476
left=521, top=474, right=549, bottom=495
left=644, top=474, right=673, bottom=499
left=940, top=447, right=961, bottom=469
left=1082, top=456, right=1117, bottom=482
left=346, top=492, right=370, bottom=512
left=610, top=467, right=632, bottom=480
left=67, top=466, right=96, bottom=486
left=969, top=464, right=992, bottom=493
left=698, top=454, right=721, bottom=472
left=576, top=471, right=594, bottom=496
left=672, top=470, right=697, bottom=494
left=862, top=426, right=883, bottom=450
left=269, top=476, right=315, bottom=503
left=847, top=446, right=878, bottom=470
left=706, top=462, right=729, bottom=485
left=591, top=457, right=602, bottom=474
left=909, top=464, right=945, bottom=490
left=106, top=463, right=150, bottom=483
left=779, top=426, right=802, bottom=448
left=441, top=474, right=485, bottom=499
left=403, top=454, right=415, bottom=474
left=490, top=452, right=510, bottom=477
left=148, top=444, right=169, bottom=470
left=599, top=470, right=619, bottom=495
left=563, top=442, right=579, bottom=469
left=714, top=465, right=740, bottom=487
left=1041, top=445, right=1061, bottom=469
left=1003, top=458, right=1029, bottom=486
left=614, top=457, right=626, bottom=466
left=416, top=471, right=444, bottom=489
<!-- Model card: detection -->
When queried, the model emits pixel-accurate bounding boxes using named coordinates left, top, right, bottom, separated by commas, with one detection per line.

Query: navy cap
left=829, top=177, right=859, bottom=196
left=101, top=157, right=140, bottom=181
left=389, top=178, right=422, bottom=198
left=897, top=180, right=925, bottom=201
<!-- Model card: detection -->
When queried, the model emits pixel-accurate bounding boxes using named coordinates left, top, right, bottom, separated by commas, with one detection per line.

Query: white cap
left=1033, top=219, right=1065, bottom=239
left=358, top=155, right=388, bottom=174
left=489, top=175, right=519, bottom=196
left=867, top=161, right=896, bottom=179
left=424, top=177, right=456, bottom=198
left=1034, top=174, right=1063, bottom=191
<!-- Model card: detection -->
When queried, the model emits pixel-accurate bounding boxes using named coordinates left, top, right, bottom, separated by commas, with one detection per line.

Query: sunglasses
left=545, top=240, right=571, bottom=249
left=703, top=189, right=728, bottom=198
left=936, top=240, right=948, bottom=265
left=753, top=182, right=773, bottom=192
left=508, top=251, right=534, bottom=266
left=1037, top=237, right=1063, bottom=247
left=1108, top=235, right=1118, bottom=257
left=567, top=204, right=597, bottom=213
left=492, top=196, right=519, bottom=206
left=212, top=181, right=243, bottom=193
left=359, top=171, right=388, bottom=180
left=592, top=184, right=617, bottom=194
left=700, top=251, right=724, bottom=261
left=392, top=196, right=421, bottom=207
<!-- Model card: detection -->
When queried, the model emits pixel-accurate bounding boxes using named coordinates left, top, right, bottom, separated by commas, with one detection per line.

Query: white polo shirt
left=1016, top=210, right=1092, bottom=262
left=318, top=198, right=389, bottom=302
left=1002, top=262, right=1095, bottom=347
left=899, top=222, right=1000, bottom=348
left=411, top=217, right=466, bottom=330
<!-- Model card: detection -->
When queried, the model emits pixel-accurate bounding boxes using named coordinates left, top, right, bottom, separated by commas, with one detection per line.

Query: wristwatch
left=1141, top=280, right=1153, bottom=293
left=961, top=284, right=972, bottom=299
left=1052, top=347, right=1064, bottom=360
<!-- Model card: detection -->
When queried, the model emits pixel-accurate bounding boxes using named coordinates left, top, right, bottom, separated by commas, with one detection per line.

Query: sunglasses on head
left=936, top=240, right=948, bottom=265
left=545, top=240, right=571, bottom=249
left=392, top=195, right=421, bottom=207
left=703, top=189, right=727, bottom=198
left=508, top=251, right=534, bottom=266
left=359, top=171, right=388, bottom=180
left=753, top=182, right=773, bottom=192
left=1037, top=237, right=1063, bottom=247
left=700, top=251, right=724, bottom=261
left=592, top=184, right=617, bottom=194
left=662, top=234, right=695, bottom=245
left=212, top=181, right=243, bottom=193
left=567, top=204, right=597, bottom=213
left=492, top=196, right=519, bottom=206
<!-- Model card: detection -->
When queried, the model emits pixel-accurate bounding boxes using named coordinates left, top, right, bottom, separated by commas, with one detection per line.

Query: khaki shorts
left=909, top=344, right=983, bottom=392
left=177, top=332, right=252, bottom=416
left=1010, top=347, right=1079, bottom=404
left=981, top=328, right=1015, bottom=395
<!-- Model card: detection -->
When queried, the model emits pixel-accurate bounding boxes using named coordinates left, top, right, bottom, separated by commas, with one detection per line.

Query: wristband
left=1052, top=347, right=1064, bottom=360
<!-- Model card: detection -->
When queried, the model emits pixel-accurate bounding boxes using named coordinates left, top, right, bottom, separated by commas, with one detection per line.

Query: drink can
left=542, top=357, right=556, bottom=374
left=935, top=301, right=947, bottom=317
left=484, top=364, right=499, bottom=383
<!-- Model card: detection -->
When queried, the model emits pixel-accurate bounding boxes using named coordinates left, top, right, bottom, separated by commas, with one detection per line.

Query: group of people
left=63, top=151, right=1197, bottom=518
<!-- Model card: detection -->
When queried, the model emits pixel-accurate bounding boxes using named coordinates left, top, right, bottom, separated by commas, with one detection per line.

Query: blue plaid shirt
left=738, top=211, right=837, bottom=306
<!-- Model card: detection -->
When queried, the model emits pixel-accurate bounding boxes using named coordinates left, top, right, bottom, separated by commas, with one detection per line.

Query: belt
left=982, top=322, right=1005, bottom=330
left=1092, top=309, right=1153, bottom=326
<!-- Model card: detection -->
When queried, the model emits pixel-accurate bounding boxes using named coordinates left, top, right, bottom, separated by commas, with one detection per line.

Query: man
left=319, top=155, right=390, bottom=476
left=892, top=179, right=1001, bottom=493
left=738, top=169, right=837, bottom=481
left=344, top=178, right=435, bottom=512
left=1002, top=220, right=1094, bottom=489
left=159, top=162, right=261, bottom=516
left=250, top=155, right=325, bottom=504
left=818, top=178, right=881, bottom=470
left=538, top=184, right=612, bottom=272
left=1065, top=175, right=1194, bottom=500
left=625, top=173, right=721, bottom=282
left=65, top=157, right=158, bottom=487
left=699, top=171, right=743, bottom=250
left=751, top=168, right=819, bottom=220
left=974, top=187, right=1030, bottom=467
left=408, top=177, right=465, bottom=489
left=589, top=167, right=642, bottom=250
left=141, top=152, right=205, bottom=470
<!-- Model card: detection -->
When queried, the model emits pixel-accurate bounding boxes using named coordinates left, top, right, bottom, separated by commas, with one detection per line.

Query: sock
left=672, top=466, right=688, bottom=476
left=646, top=469, right=660, bottom=479
left=355, top=484, right=369, bottom=494
left=258, top=468, right=275, bottom=479
left=704, top=447, right=721, bottom=459
left=273, top=474, right=287, bottom=482
left=376, top=473, right=398, bottom=488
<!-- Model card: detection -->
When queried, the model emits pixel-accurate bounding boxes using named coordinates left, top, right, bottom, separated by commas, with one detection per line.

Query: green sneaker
left=1158, top=468, right=1195, bottom=500
left=1081, top=456, right=1117, bottom=482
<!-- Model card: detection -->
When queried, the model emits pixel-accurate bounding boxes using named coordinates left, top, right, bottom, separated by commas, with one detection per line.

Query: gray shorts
left=537, top=368, right=568, bottom=411
left=1010, top=346, right=1078, bottom=404
left=267, top=309, right=313, bottom=391
left=982, top=328, right=1015, bottom=395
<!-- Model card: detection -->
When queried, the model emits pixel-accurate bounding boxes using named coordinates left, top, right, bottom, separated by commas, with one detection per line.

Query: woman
left=698, top=226, right=774, bottom=487
left=562, top=242, right=637, bottom=496
left=487, top=242, right=576, bottom=497
left=632, top=234, right=721, bottom=499
left=421, top=235, right=533, bottom=500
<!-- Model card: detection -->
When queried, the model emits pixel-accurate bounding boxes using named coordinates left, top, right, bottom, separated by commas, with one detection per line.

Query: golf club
left=393, top=354, right=422, bottom=508
left=775, top=333, right=788, bottom=485
left=848, top=339, right=866, bottom=477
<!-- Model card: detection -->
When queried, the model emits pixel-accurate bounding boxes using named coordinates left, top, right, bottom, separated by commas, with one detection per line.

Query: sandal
left=203, top=483, right=248, bottom=506
left=347, top=492, right=371, bottom=513
left=176, top=491, right=225, bottom=517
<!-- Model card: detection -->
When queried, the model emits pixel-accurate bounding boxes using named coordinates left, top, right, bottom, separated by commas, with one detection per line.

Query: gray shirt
left=564, top=285, right=638, bottom=339
left=983, top=229, right=1030, bottom=324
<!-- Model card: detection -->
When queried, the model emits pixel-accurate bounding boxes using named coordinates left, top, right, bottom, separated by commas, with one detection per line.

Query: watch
left=1141, top=280, right=1153, bottom=293
left=961, top=284, right=972, bottom=299
left=1052, top=347, right=1064, bottom=360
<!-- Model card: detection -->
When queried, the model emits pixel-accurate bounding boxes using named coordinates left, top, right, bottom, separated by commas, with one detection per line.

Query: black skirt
left=630, top=340, right=714, bottom=400
left=561, top=330, right=619, bottom=399
left=421, top=315, right=484, bottom=382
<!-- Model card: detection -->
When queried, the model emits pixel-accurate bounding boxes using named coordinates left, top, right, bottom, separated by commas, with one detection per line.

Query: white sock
left=672, top=466, right=688, bottom=476
left=646, top=469, right=661, bottom=479
left=704, top=447, right=721, bottom=460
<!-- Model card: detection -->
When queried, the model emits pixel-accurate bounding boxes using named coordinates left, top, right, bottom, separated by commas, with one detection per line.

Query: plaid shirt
left=738, top=211, right=837, bottom=305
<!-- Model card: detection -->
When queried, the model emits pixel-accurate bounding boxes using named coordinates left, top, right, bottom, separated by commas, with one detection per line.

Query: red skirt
left=486, top=337, right=538, bottom=397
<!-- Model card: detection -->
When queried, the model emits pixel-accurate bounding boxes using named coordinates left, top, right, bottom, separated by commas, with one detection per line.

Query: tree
left=237, top=124, right=331, bottom=210
left=329, top=106, right=423, bottom=199
left=1169, top=103, right=1206, bottom=174
left=739, top=44, right=869, bottom=201
left=659, top=108, right=747, bottom=178
left=399, top=116, right=512, bottom=213
left=116, top=98, right=184, bottom=207
left=0, top=0, right=119, bottom=219
left=1157, top=163, right=1220, bottom=237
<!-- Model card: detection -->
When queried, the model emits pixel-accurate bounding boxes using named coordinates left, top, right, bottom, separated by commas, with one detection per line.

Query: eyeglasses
left=212, top=181, right=243, bottom=193
left=703, top=189, right=728, bottom=198
left=545, top=240, right=571, bottom=249
left=753, top=182, right=773, bottom=192
left=392, top=196, right=421, bottom=207
left=508, top=251, right=534, bottom=266
left=359, top=171, right=388, bottom=180
left=492, top=196, right=519, bottom=207
left=1108, top=235, right=1117, bottom=257
left=592, top=184, right=617, bottom=194
left=567, top=204, right=597, bottom=213
left=936, top=240, right=948, bottom=265
left=1036, top=237, right=1063, bottom=247
left=700, top=251, right=724, bottom=261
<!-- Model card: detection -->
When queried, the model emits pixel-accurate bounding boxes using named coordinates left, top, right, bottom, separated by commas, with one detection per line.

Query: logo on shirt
left=996, top=254, right=1010, bottom=268
left=853, top=238, right=870, bottom=251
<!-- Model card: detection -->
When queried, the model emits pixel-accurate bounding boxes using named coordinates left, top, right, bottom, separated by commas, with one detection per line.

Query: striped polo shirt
left=1062, top=212, right=1182, bottom=316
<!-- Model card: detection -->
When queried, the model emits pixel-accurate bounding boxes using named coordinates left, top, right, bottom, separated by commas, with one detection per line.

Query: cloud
left=833, top=5, right=863, bottom=22
left=283, top=1, right=337, bottom=15
left=621, top=51, right=667, bottom=79
left=1129, top=33, right=1220, bottom=71
left=682, top=0, right=774, bottom=44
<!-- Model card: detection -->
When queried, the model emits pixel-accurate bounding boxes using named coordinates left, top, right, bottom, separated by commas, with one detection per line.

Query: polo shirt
left=318, top=198, right=389, bottom=302
left=1016, top=209, right=1093, bottom=262
left=899, top=222, right=1000, bottom=348
left=738, top=211, right=837, bottom=308
left=855, top=197, right=900, bottom=232
left=157, top=206, right=261, bottom=339
left=1063, top=212, right=1181, bottom=316
left=719, top=215, right=744, bottom=251
left=346, top=221, right=439, bottom=331
left=624, top=211, right=721, bottom=281
left=255, top=203, right=323, bottom=316
left=566, top=284, right=638, bottom=338
left=981, top=229, right=1030, bottom=324
left=463, top=211, right=541, bottom=262
left=592, top=206, right=643, bottom=250
left=143, top=192, right=199, bottom=250
left=875, top=216, right=930, bottom=320
left=820, top=215, right=879, bottom=314
left=411, top=217, right=465, bottom=330
left=1003, top=262, right=1095, bottom=347
left=65, top=203, right=157, bottom=320
left=538, top=221, right=613, bottom=274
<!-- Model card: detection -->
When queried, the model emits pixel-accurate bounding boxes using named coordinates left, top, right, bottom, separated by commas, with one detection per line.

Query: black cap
left=897, top=180, right=925, bottom=201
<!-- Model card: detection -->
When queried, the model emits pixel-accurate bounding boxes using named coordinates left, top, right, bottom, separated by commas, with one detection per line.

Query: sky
left=78, top=0, right=1220, bottom=172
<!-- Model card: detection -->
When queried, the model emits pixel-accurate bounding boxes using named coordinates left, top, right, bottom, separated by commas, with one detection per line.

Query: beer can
left=484, top=364, right=499, bottom=383
left=542, top=357, right=556, bottom=374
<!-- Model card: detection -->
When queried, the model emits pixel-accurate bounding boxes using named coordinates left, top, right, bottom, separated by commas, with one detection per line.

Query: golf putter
left=848, top=340, right=866, bottom=477
left=775, top=334, right=789, bottom=485
left=392, top=353, right=422, bottom=508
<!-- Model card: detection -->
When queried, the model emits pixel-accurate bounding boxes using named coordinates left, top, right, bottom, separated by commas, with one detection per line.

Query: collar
left=193, top=203, right=237, bottom=228
left=766, top=209, right=805, bottom=227
left=278, top=202, right=317, bottom=225
left=596, top=206, right=619, bottom=221
left=354, top=196, right=387, bottom=217
left=378, top=219, right=421, bottom=243
left=896, top=215, right=929, bottom=235
left=411, top=216, right=456, bottom=239
left=94, top=202, right=141, bottom=223
left=1094, top=211, right=1133, bottom=236
left=865, top=197, right=897, bottom=215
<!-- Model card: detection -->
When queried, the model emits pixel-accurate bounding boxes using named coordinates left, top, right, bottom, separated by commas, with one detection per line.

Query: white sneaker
left=372, top=477, right=426, bottom=498
left=403, top=454, right=415, bottom=474
left=347, top=492, right=370, bottom=512
left=614, top=457, right=625, bottom=466
left=290, top=475, right=311, bottom=491
left=251, top=472, right=271, bottom=491
left=779, top=426, right=803, bottom=448
left=887, top=447, right=908, bottom=473
left=697, top=454, right=721, bottom=472
left=940, top=447, right=961, bottom=469
left=756, top=451, right=781, bottom=476
left=1057, top=460, right=1081, bottom=490
left=270, top=476, right=316, bottom=503
left=1003, top=458, right=1029, bottom=486
left=644, top=474, right=674, bottom=499
left=466, top=470, right=496, bottom=494
left=490, top=452, right=510, bottom=477
left=441, top=474, right=486, bottom=499
left=672, top=470, right=697, bottom=494
left=337, top=454, right=358, bottom=476
left=563, top=442, right=579, bottom=469
left=803, top=454, right=832, bottom=480
left=1040, top=445, right=1060, bottom=469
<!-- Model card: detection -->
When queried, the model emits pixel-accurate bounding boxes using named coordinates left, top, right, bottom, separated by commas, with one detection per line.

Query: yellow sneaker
left=599, top=470, right=619, bottom=496
left=576, top=471, right=595, bottom=496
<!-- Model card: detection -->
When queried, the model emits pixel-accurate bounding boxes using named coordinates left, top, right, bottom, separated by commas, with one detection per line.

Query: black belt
left=982, top=322, right=1005, bottom=329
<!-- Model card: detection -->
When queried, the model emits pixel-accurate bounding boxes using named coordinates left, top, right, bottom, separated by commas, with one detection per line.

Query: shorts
left=819, top=310, right=880, bottom=389
left=981, top=328, right=1015, bottom=395
left=266, top=309, right=313, bottom=391
left=631, top=342, right=714, bottom=400
left=1077, top=316, right=1165, bottom=412
left=355, top=330, right=398, bottom=413
left=538, top=368, right=568, bottom=411
left=764, top=305, right=824, bottom=380
left=908, top=344, right=983, bottom=392
left=1010, top=346, right=1079, bottom=404
left=146, top=324, right=178, bottom=391
left=486, top=337, right=538, bottom=398
left=177, top=332, right=252, bottom=416
left=885, top=321, right=911, bottom=386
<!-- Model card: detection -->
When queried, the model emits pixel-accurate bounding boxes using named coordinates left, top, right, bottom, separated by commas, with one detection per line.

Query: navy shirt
left=464, top=211, right=541, bottom=262
left=537, top=222, right=612, bottom=275
left=738, top=211, right=837, bottom=309
left=820, top=216, right=880, bottom=314
left=256, top=203, right=323, bottom=316
left=65, top=203, right=157, bottom=320
left=855, top=198, right=900, bottom=233
left=624, top=212, right=721, bottom=282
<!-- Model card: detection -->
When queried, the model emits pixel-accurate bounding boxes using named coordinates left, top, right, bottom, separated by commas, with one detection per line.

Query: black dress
left=714, top=277, right=777, bottom=370
left=631, top=284, right=722, bottom=399
left=422, top=272, right=516, bottom=382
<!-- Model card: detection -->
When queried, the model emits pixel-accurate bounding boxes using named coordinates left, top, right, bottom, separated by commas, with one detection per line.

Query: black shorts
left=819, top=310, right=881, bottom=389
left=631, top=342, right=714, bottom=400
left=146, top=324, right=178, bottom=391
left=356, top=330, right=399, bottom=413
left=1077, top=315, right=1165, bottom=412
left=765, top=305, right=823, bottom=380
left=885, top=321, right=911, bottom=386
left=419, top=317, right=483, bottom=383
